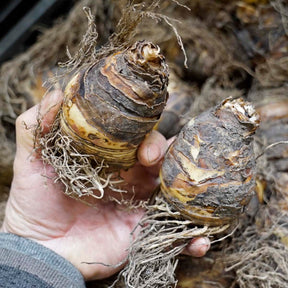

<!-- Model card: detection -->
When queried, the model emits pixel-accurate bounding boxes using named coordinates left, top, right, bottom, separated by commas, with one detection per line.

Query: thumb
left=137, top=130, right=168, bottom=167
left=182, top=237, right=211, bottom=257
left=15, top=89, right=63, bottom=159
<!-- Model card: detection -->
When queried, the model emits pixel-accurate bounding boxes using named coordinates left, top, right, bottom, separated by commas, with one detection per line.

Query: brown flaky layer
left=61, top=41, right=169, bottom=169
left=160, top=98, right=260, bottom=226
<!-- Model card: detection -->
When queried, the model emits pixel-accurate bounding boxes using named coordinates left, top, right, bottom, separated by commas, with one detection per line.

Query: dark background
left=0, top=0, right=75, bottom=64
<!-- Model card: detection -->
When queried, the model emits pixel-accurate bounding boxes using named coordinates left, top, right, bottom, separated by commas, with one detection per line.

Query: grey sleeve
left=0, top=233, right=86, bottom=288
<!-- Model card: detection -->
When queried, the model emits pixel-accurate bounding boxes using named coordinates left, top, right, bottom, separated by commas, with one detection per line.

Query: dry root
left=111, top=196, right=231, bottom=288
left=224, top=202, right=288, bottom=288
left=36, top=111, right=125, bottom=201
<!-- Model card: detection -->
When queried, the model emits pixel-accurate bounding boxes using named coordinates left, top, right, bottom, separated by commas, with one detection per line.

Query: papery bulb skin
left=60, top=41, right=169, bottom=169
left=160, top=98, right=260, bottom=226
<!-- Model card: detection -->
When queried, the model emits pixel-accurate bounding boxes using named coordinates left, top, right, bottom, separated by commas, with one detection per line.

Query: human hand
left=1, top=90, right=210, bottom=280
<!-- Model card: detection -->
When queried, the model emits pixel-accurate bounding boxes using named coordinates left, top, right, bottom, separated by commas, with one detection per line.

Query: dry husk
left=225, top=208, right=288, bottom=288
left=133, top=1, right=251, bottom=87
left=187, top=77, right=244, bottom=118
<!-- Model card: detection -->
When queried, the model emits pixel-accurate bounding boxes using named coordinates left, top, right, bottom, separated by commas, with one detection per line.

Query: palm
left=5, top=152, right=157, bottom=280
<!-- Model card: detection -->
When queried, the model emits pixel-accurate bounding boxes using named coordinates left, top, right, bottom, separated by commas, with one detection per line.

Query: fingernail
left=189, top=237, right=210, bottom=257
left=147, top=143, right=161, bottom=164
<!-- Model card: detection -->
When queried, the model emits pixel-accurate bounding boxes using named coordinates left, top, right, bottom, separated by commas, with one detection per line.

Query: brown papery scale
left=38, top=41, right=168, bottom=199
left=160, top=97, right=260, bottom=226
left=61, top=40, right=168, bottom=170
left=112, top=98, right=260, bottom=288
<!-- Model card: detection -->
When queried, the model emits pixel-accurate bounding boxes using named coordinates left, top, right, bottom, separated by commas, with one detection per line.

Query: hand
left=1, top=90, right=210, bottom=280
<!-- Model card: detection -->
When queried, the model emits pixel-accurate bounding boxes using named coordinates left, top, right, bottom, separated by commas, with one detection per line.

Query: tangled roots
left=112, top=196, right=231, bottom=288
left=36, top=111, right=124, bottom=201
left=225, top=201, right=288, bottom=288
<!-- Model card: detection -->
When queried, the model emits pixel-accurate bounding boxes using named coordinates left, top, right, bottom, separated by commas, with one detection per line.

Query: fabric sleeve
left=0, top=232, right=86, bottom=288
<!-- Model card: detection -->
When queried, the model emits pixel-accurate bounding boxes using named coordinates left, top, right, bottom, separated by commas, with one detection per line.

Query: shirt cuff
left=0, top=232, right=86, bottom=288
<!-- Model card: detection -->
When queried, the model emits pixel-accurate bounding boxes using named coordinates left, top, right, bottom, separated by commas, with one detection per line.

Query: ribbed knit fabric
left=0, top=233, right=86, bottom=288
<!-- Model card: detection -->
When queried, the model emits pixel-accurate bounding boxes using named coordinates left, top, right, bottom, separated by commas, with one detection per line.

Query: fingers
left=182, top=237, right=211, bottom=257
left=15, top=90, right=63, bottom=157
left=137, top=130, right=168, bottom=167
left=39, top=89, right=64, bottom=134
